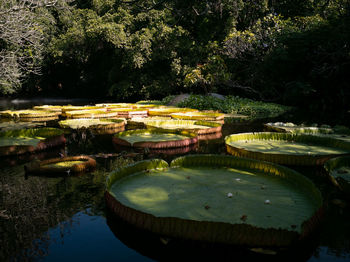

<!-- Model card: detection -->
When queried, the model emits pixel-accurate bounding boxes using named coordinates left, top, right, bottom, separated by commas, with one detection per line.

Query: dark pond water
left=0, top=99, right=350, bottom=262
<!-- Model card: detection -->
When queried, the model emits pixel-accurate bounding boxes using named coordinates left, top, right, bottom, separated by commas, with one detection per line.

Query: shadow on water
left=105, top=209, right=320, bottom=262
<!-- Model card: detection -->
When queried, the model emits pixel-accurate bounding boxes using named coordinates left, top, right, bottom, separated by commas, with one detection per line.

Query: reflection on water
left=0, top=162, right=107, bottom=261
left=0, top=98, right=93, bottom=111
left=0, top=99, right=349, bottom=261
left=106, top=210, right=321, bottom=262
left=31, top=211, right=153, bottom=262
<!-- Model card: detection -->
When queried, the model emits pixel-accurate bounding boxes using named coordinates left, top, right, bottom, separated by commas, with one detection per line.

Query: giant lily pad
left=139, top=119, right=222, bottom=135
left=225, top=132, right=350, bottom=166
left=61, top=105, right=105, bottom=116
left=324, top=156, right=350, bottom=194
left=25, top=155, right=96, bottom=175
left=316, top=133, right=350, bottom=144
left=0, top=121, right=46, bottom=131
left=0, top=109, right=60, bottom=120
left=105, top=155, right=323, bottom=247
left=64, top=109, right=120, bottom=119
left=0, top=128, right=66, bottom=156
left=33, top=105, right=63, bottom=113
left=264, top=122, right=350, bottom=143
left=126, top=117, right=172, bottom=129
left=171, top=112, right=226, bottom=121
left=148, top=107, right=198, bottom=117
left=113, top=129, right=198, bottom=149
left=59, top=118, right=125, bottom=130
left=110, top=108, right=148, bottom=118
left=62, top=105, right=103, bottom=111
left=133, top=104, right=161, bottom=109
left=95, top=103, right=135, bottom=108
left=264, top=122, right=334, bottom=134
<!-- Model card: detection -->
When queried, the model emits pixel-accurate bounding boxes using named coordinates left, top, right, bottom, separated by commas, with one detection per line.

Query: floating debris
left=265, top=200, right=271, bottom=204
left=227, top=192, right=233, bottom=198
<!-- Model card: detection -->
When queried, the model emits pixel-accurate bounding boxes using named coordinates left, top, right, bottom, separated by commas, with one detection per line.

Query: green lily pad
left=170, top=112, right=226, bottom=121
left=0, top=128, right=64, bottom=140
left=264, top=122, right=350, bottom=143
left=0, top=137, right=42, bottom=147
left=0, top=109, right=60, bottom=119
left=148, top=107, right=198, bottom=116
left=59, top=118, right=125, bottom=130
left=95, top=103, right=135, bottom=108
left=143, top=120, right=222, bottom=135
left=33, top=105, right=63, bottom=112
left=225, top=132, right=350, bottom=165
left=143, top=119, right=214, bottom=129
left=0, top=128, right=66, bottom=156
left=120, top=133, right=188, bottom=145
left=264, top=122, right=334, bottom=134
left=61, top=105, right=104, bottom=112
left=106, top=155, right=323, bottom=247
left=324, top=156, right=350, bottom=193
left=25, top=155, right=97, bottom=175
left=113, top=129, right=198, bottom=148
left=109, top=108, right=148, bottom=118
left=44, top=160, right=86, bottom=168
left=316, top=133, right=350, bottom=143
left=65, top=109, right=120, bottom=119
left=0, top=121, right=46, bottom=131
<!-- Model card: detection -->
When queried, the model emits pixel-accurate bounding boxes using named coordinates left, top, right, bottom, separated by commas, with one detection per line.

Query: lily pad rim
left=105, top=154, right=323, bottom=247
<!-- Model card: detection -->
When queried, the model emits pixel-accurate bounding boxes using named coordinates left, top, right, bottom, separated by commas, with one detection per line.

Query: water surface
left=0, top=99, right=349, bottom=261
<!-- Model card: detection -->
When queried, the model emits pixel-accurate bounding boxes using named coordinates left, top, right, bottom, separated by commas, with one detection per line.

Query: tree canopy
left=0, top=0, right=349, bottom=115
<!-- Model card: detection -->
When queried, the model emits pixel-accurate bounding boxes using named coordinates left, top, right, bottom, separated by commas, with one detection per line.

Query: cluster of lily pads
left=1, top=102, right=349, bottom=254
left=0, top=102, right=227, bottom=173
left=259, top=122, right=350, bottom=193
left=106, top=119, right=350, bottom=251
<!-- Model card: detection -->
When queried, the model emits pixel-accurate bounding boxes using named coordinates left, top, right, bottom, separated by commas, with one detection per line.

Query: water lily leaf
left=106, top=155, right=323, bottom=247
left=225, top=132, right=350, bottom=166
left=324, top=156, right=350, bottom=194
left=113, top=129, right=198, bottom=148
left=0, top=128, right=66, bottom=156
left=25, top=155, right=96, bottom=175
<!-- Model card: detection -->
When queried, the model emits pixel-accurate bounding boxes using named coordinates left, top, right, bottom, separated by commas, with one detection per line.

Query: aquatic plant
left=113, top=129, right=198, bottom=149
left=0, top=128, right=66, bottom=156
left=105, top=155, right=323, bottom=247
left=324, top=156, right=350, bottom=194
left=25, top=155, right=96, bottom=175
left=225, top=132, right=350, bottom=166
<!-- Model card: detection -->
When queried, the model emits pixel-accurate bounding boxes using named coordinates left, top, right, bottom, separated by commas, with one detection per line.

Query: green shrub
left=176, top=94, right=291, bottom=120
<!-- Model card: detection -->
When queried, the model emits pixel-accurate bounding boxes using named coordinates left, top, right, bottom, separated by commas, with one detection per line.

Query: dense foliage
left=175, top=94, right=291, bottom=120
left=0, top=0, right=349, bottom=116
